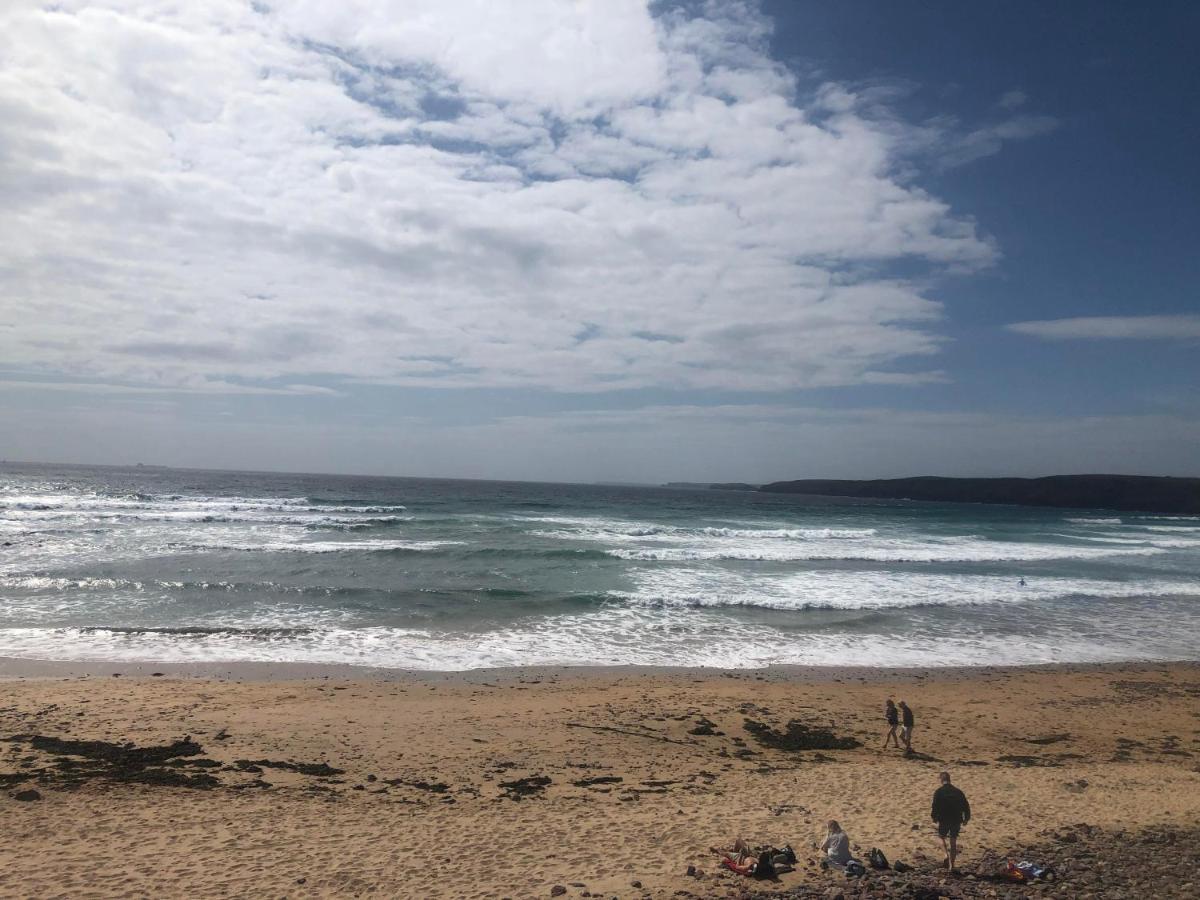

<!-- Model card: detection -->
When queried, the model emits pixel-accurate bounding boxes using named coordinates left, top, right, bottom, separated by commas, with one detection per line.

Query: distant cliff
left=758, top=474, right=1200, bottom=515
left=663, top=482, right=760, bottom=491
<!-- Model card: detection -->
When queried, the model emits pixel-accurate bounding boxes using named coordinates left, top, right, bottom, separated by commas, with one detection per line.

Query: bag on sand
left=892, top=860, right=913, bottom=873
left=753, top=851, right=777, bottom=879
left=844, top=859, right=866, bottom=877
left=868, top=848, right=890, bottom=870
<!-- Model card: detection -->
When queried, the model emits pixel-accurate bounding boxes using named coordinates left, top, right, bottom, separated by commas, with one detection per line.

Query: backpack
left=893, top=860, right=913, bottom=873
left=868, top=848, right=889, bottom=870
left=844, top=859, right=866, bottom=877
left=753, top=851, right=777, bottom=879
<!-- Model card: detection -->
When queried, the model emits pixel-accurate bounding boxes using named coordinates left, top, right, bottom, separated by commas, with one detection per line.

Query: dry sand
left=1, top=661, right=1198, bottom=899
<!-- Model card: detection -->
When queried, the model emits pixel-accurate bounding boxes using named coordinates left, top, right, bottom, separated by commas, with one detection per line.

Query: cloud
left=934, top=113, right=1059, bottom=169
left=998, top=89, right=1027, bottom=110
left=1007, top=315, right=1200, bottom=341
left=0, top=379, right=339, bottom=396
left=0, top=1, right=1021, bottom=397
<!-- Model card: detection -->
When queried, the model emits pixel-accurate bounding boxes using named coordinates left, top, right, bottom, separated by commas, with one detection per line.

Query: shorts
left=937, top=821, right=961, bottom=839
left=900, top=725, right=913, bottom=741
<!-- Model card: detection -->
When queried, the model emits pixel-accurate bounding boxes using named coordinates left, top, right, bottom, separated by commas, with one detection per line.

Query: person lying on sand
left=710, top=840, right=796, bottom=878
left=711, top=838, right=757, bottom=875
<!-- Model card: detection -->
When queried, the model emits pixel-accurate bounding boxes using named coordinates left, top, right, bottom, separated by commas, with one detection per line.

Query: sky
left=1, top=0, right=1197, bottom=483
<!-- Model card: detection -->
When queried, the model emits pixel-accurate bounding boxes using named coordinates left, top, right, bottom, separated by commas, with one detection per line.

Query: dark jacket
left=901, top=705, right=914, bottom=727
left=931, top=783, right=970, bottom=825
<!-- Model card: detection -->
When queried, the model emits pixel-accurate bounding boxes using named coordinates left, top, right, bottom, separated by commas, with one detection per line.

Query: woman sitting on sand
left=820, top=820, right=852, bottom=867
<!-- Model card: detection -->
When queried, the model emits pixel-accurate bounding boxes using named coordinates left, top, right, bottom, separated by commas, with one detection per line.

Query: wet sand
left=1, top=661, right=1198, bottom=898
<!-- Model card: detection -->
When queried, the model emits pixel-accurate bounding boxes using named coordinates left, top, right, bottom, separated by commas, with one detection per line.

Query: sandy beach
left=2, top=661, right=1198, bottom=899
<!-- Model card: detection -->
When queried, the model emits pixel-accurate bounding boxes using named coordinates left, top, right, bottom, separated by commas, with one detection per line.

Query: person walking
left=931, top=772, right=971, bottom=872
left=898, top=700, right=914, bottom=753
left=883, top=699, right=900, bottom=749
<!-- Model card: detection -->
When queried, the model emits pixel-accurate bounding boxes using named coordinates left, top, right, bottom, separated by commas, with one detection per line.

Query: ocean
left=1, top=462, right=1197, bottom=669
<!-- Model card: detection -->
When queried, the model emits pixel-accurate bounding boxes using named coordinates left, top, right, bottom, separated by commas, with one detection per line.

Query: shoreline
left=2, top=654, right=1196, bottom=683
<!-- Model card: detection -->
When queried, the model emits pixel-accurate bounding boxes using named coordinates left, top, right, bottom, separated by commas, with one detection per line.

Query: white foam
left=605, top=537, right=1164, bottom=562
left=609, top=568, right=1200, bottom=611
left=1066, top=517, right=1123, bottom=524
left=524, top=513, right=1173, bottom=562
left=196, top=539, right=464, bottom=553
left=0, top=601, right=1196, bottom=669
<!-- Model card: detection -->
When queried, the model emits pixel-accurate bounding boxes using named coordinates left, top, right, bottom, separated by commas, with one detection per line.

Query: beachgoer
left=883, top=699, right=900, bottom=749
left=711, top=838, right=757, bottom=875
left=931, top=772, right=971, bottom=872
left=820, top=820, right=852, bottom=867
left=899, top=700, right=915, bottom=753
left=1019, top=577, right=1027, bottom=587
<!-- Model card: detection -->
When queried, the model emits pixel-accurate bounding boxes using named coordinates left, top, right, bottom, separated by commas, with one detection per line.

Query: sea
left=1, top=462, right=1197, bottom=670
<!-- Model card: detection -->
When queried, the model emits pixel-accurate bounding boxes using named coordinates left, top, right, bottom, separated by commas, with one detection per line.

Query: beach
left=3, top=661, right=1198, bottom=899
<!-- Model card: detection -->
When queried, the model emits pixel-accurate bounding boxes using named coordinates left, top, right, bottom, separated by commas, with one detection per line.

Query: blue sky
left=1, top=1, right=1197, bottom=481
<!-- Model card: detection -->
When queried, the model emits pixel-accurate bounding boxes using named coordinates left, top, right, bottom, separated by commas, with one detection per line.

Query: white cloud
left=1, top=1, right=1014, bottom=396
left=1007, top=315, right=1200, bottom=341
left=938, top=113, right=1059, bottom=168
left=0, top=379, right=339, bottom=396
left=998, top=89, right=1027, bottom=110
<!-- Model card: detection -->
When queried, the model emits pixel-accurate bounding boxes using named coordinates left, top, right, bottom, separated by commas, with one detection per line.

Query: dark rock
left=550, top=886, right=567, bottom=897
left=14, top=789, right=41, bottom=801
left=1025, top=733, right=1072, bottom=745
left=3, top=734, right=217, bottom=788
left=996, top=754, right=1060, bottom=767
left=499, top=774, right=551, bottom=800
left=383, top=778, right=449, bottom=793
left=235, top=759, right=344, bottom=777
left=743, top=718, right=861, bottom=751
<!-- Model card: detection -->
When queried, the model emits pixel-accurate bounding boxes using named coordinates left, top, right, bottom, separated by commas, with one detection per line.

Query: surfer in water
left=1018, top=577, right=1026, bottom=586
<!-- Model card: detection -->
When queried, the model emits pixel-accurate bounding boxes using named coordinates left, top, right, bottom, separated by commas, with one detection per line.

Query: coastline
left=2, top=653, right=1195, bottom=682
left=2, top=660, right=1198, bottom=898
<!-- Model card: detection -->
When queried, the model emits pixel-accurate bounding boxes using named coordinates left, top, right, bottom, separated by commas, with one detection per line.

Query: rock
left=14, top=789, right=41, bottom=802
left=550, top=887, right=567, bottom=897
left=630, top=881, right=642, bottom=889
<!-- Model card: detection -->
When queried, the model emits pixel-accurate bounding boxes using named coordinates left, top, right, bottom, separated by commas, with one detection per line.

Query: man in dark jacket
left=898, top=700, right=914, bottom=753
left=931, top=772, right=971, bottom=871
